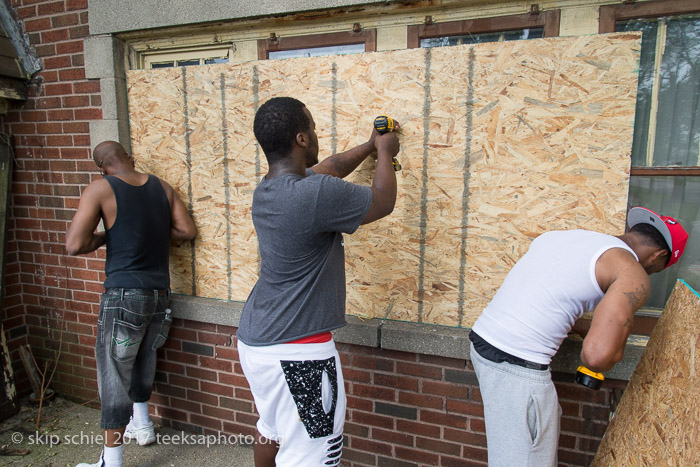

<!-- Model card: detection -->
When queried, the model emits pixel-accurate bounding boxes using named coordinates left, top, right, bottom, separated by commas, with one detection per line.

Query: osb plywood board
left=592, top=280, right=700, bottom=467
left=127, top=32, right=640, bottom=327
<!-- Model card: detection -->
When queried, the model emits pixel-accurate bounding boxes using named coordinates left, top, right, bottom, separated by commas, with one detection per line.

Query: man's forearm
left=314, top=140, right=375, bottom=178
left=580, top=349, right=620, bottom=373
left=171, top=225, right=197, bottom=241
left=68, top=231, right=106, bottom=255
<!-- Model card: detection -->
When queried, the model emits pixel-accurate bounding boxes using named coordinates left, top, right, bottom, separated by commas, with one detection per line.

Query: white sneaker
left=124, top=417, right=156, bottom=446
left=76, top=452, right=105, bottom=467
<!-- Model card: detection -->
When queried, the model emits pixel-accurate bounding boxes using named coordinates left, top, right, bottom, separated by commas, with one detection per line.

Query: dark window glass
left=151, top=61, right=175, bottom=68
left=420, top=27, right=543, bottom=48
left=176, top=59, right=201, bottom=67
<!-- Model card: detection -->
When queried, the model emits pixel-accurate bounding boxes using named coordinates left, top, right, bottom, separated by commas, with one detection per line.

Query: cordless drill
left=373, top=115, right=401, bottom=171
left=575, top=366, right=604, bottom=390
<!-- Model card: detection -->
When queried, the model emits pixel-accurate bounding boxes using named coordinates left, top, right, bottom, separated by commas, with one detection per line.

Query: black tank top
left=104, top=175, right=171, bottom=289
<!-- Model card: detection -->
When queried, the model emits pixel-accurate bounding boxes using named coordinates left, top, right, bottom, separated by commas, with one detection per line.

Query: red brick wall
left=0, top=1, right=626, bottom=465
left=1, top=0, right=101, bottom=400
left=150, top=318, right=625, bottom=467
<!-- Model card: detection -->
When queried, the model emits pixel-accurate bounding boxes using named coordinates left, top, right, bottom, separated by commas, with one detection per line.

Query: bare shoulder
left=155, top=176, right=175, bottom=199
left=598, top=247, right=647, bottom=279
left=155, top=175, right=171, bottom=189
left=599, top=247, right=650, bottom=308
left=81, top=177, right=112, bottom=199
left=599, top=246, right=640, bottom=265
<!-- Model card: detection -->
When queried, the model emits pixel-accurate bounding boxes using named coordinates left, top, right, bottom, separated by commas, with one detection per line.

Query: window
left=268, top=43, right=365, bottom=60
left=600, top=1, right=700, bottom=308
left=419, top=28, right=543, bottom=48
left=258, top=29, right=376, bottom=60
left=141, top=46, right=231, bottom=69
left=616, top=16, right=700, bottom=169
left=407, top=10, right=560, bottom=48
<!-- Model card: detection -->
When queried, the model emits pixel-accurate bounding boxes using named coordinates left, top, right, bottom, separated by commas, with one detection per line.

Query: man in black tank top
left=66, top=141, right=196, bottom=467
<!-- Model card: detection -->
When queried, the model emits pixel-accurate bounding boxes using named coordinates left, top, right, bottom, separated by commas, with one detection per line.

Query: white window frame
left=140, top=46, right=232, bottom=69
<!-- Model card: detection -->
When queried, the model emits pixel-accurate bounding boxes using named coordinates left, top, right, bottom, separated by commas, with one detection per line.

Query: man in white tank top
left=469, top=207, right=689, bottom=467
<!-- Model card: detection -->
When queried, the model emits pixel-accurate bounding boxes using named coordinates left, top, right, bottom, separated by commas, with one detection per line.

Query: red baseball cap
left=627, top=207, right=688, bottom=269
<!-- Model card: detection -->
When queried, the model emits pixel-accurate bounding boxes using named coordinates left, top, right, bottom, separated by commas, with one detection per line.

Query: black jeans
left=96, top=288, right=171, bottom=429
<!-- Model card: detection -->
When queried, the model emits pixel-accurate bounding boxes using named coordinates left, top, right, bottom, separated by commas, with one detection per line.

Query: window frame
left=406, top=10, right=561, bottom=49
left=140, top=45, right=232, bottom=69
left=257, top=29, right=377, bottom=60
left=599, top=0, right=700, bottom=177
left=599, top=0, right=700, bottom=34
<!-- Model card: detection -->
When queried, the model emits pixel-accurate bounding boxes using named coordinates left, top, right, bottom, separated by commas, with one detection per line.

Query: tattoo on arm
left=331, top=156, right=353, bottom=176
left=623, top=317, right=633, bottom=328
left=623, top=283, right=648, bottom=310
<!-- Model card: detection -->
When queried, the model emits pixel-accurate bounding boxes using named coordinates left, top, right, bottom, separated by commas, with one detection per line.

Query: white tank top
left=472, top=230, right=637, bottom=365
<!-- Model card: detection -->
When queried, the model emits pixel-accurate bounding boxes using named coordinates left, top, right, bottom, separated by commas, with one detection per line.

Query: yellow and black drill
left=373, top=115, right=401, bottom=172
left=575, top=366, right=604, bottom=390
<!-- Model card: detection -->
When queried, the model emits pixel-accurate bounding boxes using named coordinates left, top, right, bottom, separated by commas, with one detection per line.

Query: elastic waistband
left=287, top=331, right=333, bottom=344
left=104, top=288, right=170, bottom=300
left=237, top=338, right=337, bottom=359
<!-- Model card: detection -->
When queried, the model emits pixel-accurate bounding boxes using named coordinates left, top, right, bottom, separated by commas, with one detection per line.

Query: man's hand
left=368, top=121, right=400, bottom=159
left=374, top=130, right=400, bottom=160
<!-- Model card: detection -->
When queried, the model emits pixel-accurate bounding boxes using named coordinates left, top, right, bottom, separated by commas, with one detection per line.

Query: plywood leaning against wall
left=127, top=32, right=640, bottom=327
left=592, top=280, right=700, bottom=466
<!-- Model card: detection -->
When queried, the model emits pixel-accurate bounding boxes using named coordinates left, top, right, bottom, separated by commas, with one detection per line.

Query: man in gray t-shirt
left=237, top=97, right=400, bottom=466
left=238, top=168, right=371, bottom=345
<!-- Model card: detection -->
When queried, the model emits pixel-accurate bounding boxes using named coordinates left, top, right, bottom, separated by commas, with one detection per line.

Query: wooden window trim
left=407, top=10, right=561, bottom=49
left=257, top=29, right=376, bottom=60
left=631, top=167, right=700, bottom=177
left=599, top=0, right=700, bottom=33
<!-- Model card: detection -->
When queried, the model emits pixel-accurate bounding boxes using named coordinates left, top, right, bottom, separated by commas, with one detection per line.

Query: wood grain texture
left=127, top=32, right=641, bottom=327
left=592, top=280, right=700, bottom=466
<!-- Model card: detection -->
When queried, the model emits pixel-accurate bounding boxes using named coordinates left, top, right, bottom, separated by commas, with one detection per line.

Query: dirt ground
left=0, top=396, right=255, bottom=466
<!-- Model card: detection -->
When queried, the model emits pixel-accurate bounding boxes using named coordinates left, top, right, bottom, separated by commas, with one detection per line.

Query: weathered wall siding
left=127, top=32, right=640, bottom=327
left=592, top=280, right=700, bottom=466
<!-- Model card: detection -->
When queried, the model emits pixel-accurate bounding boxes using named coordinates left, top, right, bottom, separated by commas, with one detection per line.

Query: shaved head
left=93, top=141, right=131, bottom=172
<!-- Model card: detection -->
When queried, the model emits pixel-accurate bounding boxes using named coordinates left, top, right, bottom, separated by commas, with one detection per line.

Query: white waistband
left=237, top=338, right=337, bottom=359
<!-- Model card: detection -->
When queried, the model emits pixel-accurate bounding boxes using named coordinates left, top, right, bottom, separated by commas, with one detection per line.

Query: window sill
left=169, top=294, right=646, bottom=381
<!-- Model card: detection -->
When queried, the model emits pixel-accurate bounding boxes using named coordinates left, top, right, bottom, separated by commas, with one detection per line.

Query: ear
left=295, top=132, right=308, bottom=148
left=651, top=248, right=669, bottom=266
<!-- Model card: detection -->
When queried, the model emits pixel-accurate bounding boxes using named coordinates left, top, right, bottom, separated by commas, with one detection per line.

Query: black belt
left=104, top=288, right=170, bottom=299
left=469, top=330, right=549, bottom=371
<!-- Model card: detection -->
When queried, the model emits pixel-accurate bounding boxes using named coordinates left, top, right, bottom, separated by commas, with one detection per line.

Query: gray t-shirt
left=237, top=169, right=372, bottom=346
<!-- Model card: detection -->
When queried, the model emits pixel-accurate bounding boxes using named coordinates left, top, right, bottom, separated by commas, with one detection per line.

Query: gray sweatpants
left=470, top=342, right=561, bottom=467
